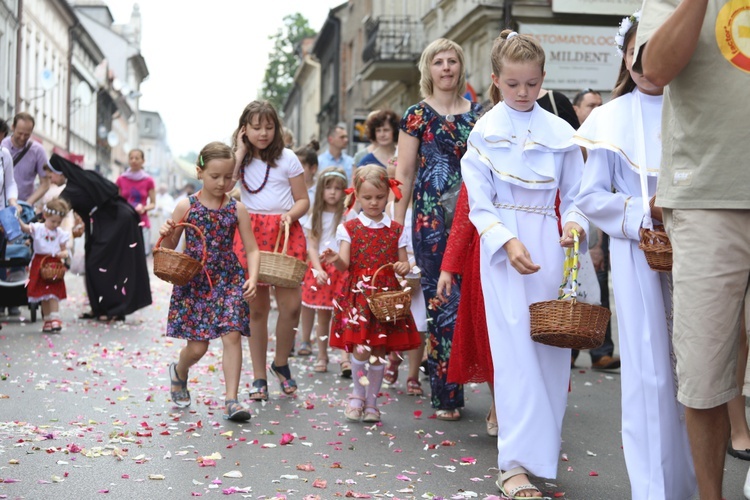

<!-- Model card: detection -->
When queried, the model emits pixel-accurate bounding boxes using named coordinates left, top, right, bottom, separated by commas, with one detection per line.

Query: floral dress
left=167, top=195, right=249, bottom=340
left=330, top=219, right=421, bottom=353
left=400, top=100, right=482, bottom=409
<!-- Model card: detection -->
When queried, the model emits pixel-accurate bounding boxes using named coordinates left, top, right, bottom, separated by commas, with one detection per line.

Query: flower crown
left=43, top=204, right=66, bottom=217
left=615, top=10, right=641, bottom=57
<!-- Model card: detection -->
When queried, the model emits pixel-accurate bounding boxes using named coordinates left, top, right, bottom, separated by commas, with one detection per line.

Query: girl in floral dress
left=323, top=165, right=421, bottom=423
left=395, top=38, right=482, bottom=420
left=161, top=142, right=260, bottom=422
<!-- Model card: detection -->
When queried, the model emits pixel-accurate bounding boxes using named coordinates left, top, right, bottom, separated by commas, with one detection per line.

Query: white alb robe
left=462, top=102, right=588, bottom=479
left=574, top=90, right=696, bottom=500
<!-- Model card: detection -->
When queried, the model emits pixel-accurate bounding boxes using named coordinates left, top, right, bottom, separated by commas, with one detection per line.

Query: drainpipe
left=504, top=0, right=513, bottom=29
left=15, top=0, right=23, bottom=111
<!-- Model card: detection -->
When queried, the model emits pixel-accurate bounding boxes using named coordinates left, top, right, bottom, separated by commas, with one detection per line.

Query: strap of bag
left=548, top=91, right=560, bottom=116
left=12, top=142, right=31, bottom=165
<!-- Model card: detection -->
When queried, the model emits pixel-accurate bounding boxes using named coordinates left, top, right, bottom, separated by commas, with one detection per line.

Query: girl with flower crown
left=231, top=100, right=310, bottom=401
left=19, top=198, right=71, bottom=333
left=461, top=30, right=587, bottom=498
left=573, top=12, right=696, bottom=499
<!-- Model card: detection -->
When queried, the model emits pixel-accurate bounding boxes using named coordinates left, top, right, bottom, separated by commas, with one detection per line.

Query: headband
left=615, top=10, right=641, bottom=57
left=46, top=162, right=63, bottom=174
left=322, top=171, right=347, bottom=181
left=43, top=204, right=66, bottom=217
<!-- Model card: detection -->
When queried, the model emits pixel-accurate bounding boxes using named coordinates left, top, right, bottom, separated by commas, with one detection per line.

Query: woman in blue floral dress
left=395, top=38, right=482, bottom=420
left=160, top=142, right=260, bottom=421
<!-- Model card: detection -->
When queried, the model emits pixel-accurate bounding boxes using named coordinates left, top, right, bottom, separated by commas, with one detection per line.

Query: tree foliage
left=260, top=13, right=317, bottom=112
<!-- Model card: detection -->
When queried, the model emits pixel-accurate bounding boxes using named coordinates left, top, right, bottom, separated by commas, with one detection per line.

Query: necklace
left=240, top=157, right=272, bottom=194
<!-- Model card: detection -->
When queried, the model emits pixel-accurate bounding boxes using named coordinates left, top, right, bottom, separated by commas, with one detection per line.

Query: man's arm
left=639, top=0, right=709, bottom=87
left=26, top=174, right=50, bottom=206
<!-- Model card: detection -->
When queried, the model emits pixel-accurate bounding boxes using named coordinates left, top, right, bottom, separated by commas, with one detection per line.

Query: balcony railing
left=362, top=16, right=423, bottom=64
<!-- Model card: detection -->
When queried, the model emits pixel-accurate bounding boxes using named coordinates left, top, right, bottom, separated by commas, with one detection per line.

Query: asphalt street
left=0, top=263, right=748, bottom=499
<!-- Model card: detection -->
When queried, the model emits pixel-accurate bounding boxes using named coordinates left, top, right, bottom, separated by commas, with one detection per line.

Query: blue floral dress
left=400, top=101, right=482, bottom=410
left=167, top=195, right=250, bottom=340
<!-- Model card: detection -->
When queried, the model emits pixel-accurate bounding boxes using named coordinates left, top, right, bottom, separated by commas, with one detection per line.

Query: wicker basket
left=40, top=256, right=66, bottom=283
left=153, top=223, right=206, bottom=286
left=258, top=221, right=307, bottom=288
left=638, top=225, right=672, bottom=272
left=367, top=263, right=412, bottom=323
left=529, top=230, right=610, bottom=350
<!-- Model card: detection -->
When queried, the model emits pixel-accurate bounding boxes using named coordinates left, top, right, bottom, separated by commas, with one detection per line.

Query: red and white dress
left=301, top=212, right=348, bottom=310
left=330, top=214, right=421, bottom=353
left=27, top=222, right=70, bottom=303
left=232, top=148, right=307, bottom=280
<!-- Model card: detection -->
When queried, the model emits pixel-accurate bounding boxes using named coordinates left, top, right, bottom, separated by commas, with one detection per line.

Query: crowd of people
left=2, top=2, right=748, bottom=497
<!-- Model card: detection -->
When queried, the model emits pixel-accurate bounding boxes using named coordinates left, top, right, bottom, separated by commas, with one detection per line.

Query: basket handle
left=557, top=229, right=580, bottom=301
left=155, top=222, right=208, bottom=268
left=369, top=263, right=395, bottom=296
left=272, top=220, right=291, bottom=255
left=40, top=255, right=62, bottom=266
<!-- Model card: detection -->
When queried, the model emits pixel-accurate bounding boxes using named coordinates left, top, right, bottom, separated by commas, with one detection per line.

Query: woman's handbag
left=529, top=230, right=610, bottom=349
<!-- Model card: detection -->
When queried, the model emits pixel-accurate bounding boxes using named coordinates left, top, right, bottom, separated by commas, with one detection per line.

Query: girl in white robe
left=573, top=13, right=696, bottom=500
left=461, top=30, right=588, bottom=499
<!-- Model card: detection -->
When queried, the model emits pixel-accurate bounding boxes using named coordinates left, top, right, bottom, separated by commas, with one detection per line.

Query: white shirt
left=335, top=212, right=409, bottom=248
left=0, top=147, right=18, bottom=206
left=30, top=222, right=70, bottom=255
left=303, top=211, right=340, bottom=253
left=240, top=148, right=304, bottom=214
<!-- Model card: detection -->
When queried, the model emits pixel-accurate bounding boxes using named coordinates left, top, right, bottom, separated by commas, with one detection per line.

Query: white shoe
left=744, top=465, right=750, bottom=499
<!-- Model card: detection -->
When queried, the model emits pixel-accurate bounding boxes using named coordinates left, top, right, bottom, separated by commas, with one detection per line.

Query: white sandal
left=496, top=467, right=542, bottom=499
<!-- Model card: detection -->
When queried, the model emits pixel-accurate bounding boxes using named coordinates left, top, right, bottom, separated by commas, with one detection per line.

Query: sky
left=103, top=1, right=345, bottom=158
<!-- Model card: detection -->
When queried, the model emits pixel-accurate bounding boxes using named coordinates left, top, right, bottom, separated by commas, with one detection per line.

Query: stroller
left=0, top=201, right=39, bottom=322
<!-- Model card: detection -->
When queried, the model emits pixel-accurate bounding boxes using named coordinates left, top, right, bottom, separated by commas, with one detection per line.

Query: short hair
left=365, top=110, right=399, bottom=143
left=43, top=197, right=71, bottom=217
left=0, top=118, right=9, bottom=137
left=572, top=89, right=602, bottom=106
left=418, top=38, right=467, bottom=99
left=197, top=141, right=235, bottom=170
left=13, top=111, right=35, bottom=128
left=327, top=123, right=347, bottom=139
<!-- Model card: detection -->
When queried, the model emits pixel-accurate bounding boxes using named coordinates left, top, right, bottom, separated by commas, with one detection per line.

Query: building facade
left=0, top=0, right=19, bottom=121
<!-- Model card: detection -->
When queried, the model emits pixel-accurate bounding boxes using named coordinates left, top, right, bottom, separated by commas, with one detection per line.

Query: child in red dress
left=323, top=165, right=421, bottom=423
left=20, top=198, right=70, bottom=333
left=437, top=184, right=497, bottom=435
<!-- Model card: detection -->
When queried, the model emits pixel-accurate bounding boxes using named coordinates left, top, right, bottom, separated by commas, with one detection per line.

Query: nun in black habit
left=48, top=154, right=152, bottom=321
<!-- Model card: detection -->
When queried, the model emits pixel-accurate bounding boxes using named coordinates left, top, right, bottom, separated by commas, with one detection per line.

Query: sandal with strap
left=223, top=399, right=251, bottom=422
left=406, top=377, right=423, bottom=396
left=383, top=353, right=402, bottom=386
left=168, top=362, right=191, bottom=408
left=297, top=341, right=313, bottom=356
left=362, top=406, right=381, bottom=423
left=42, top=320, right=54, bottom=333
left=435, top=408, right=461, bottom=421
left=314, top=358, right=328, bottom=373
left=339, top=360, right=352, bottom=379
left=50, top=319, right=62, bottom=332
left=496, top=467, right=543, bottom=499
left=248, top=379, right=268, bottom=402
left=270, top=362, right=298, bottom=395
left=344, top=396, right=364, bottom=422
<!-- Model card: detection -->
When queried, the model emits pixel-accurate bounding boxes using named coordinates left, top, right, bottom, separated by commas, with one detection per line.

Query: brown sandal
left=406, top=377, right=423, bottom=396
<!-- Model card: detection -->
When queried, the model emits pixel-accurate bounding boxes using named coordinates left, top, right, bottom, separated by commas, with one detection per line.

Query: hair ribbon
left=344, top=187, right=356, bottom=215
left=388, top=178, right=403, bottom=201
